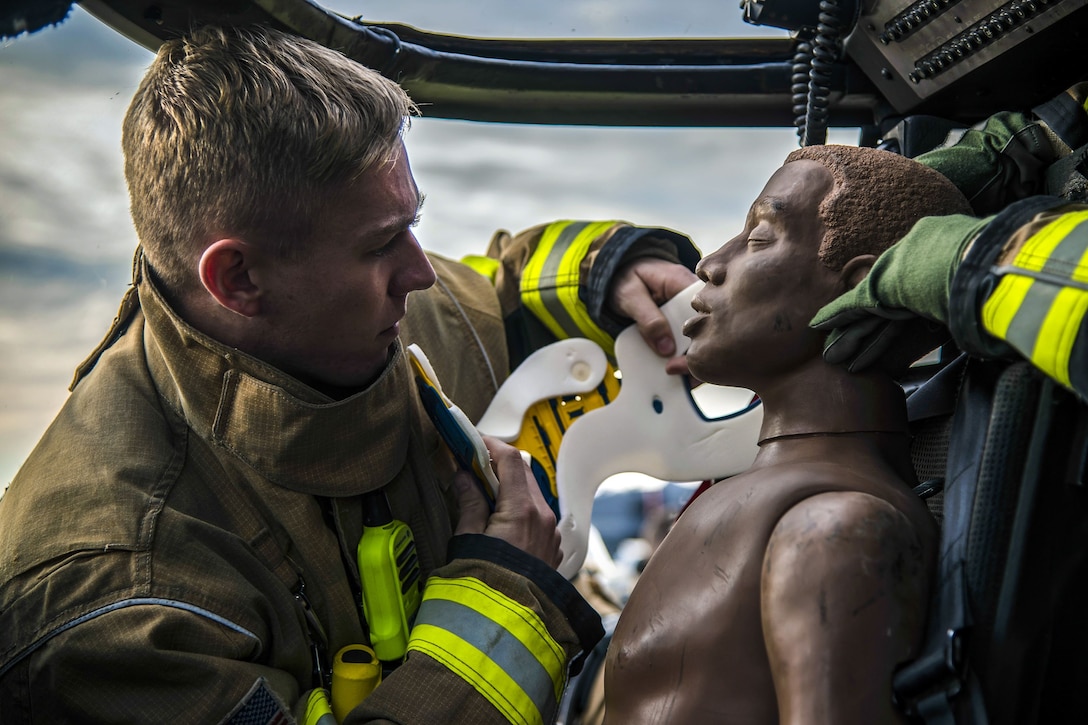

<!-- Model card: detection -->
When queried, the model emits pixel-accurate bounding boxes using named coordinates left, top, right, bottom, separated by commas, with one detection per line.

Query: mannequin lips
left=682, top=313, right=707, bottom=339
left=683, top=293, right=712, bottom=338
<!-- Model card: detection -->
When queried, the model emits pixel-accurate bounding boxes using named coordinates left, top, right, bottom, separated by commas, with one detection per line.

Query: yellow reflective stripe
left=1041, top=217, right=1088, bottom=387
left=422, top=577, right=565, bottom=693
left=984, top=212, right=1088, bottom=384
left=521, top=221, right=571, bottom=341
left=521, top=220, right=617, bottom=352
left=409, top=624, right=542, bottom=725
left=406, top=576, right=566, bottom=724
left=982, top=274, right=1034, bottom=340
left=461, top=254, right=500, bottom=282
left=555, top=222, right=617, bottom=350
left=1031, top=286, right=1088, bottom=388
left=1011, top=210, right=1088, bottom=271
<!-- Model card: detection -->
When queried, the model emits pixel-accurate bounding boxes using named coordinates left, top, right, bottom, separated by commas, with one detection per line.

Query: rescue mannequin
left=604, top=145, right=972, bottom=724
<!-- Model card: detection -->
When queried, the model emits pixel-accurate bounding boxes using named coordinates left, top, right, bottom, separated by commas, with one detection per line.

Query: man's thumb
left=453, top=472, right=489, bottom=535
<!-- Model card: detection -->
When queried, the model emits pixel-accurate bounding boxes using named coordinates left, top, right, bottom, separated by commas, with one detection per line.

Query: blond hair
left=122, top=25, right=416, bottom=294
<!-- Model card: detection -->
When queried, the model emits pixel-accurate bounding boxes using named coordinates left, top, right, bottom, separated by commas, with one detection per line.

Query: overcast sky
left=0, top=3, right=857, bottom=486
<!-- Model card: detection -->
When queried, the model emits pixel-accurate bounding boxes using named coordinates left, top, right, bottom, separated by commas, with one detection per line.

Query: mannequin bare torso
left=604, top=433, right=935, bottom=724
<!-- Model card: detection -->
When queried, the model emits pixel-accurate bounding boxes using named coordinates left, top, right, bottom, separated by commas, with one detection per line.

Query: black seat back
left=897, top=358, right=1088, bottom=724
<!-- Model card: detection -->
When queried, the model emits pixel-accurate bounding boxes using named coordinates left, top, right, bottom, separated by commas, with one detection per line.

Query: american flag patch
left=222, top=678, right=293, bottom=725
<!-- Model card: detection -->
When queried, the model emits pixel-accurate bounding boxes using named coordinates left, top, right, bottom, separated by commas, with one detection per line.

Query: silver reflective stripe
left=537, top=221, right=593, bottom=339
left=414, top=596, right=556, bottom=711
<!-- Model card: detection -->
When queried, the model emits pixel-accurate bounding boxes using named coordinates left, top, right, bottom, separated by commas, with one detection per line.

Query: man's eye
left=371, top=237, right=398, bottom=258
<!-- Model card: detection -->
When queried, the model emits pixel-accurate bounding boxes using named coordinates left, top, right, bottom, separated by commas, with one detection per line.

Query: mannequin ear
left=198, top=239, right=262, bottom=317
left=839, top=254, right=878, bottom=291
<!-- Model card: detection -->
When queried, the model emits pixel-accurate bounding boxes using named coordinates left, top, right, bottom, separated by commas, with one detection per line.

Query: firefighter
left=0, top=24, right=699, bottom=724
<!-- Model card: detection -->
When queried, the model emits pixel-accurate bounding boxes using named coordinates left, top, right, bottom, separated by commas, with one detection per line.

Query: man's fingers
left=481, top=436, right=562, bottom=566
left=453, top=471, right=490, bottom=536
left=610, top=259, right=698, bottom=358
left=656, top=264, right=700, bottom=301
left=484, top=437, right=531, bottom=497
left=664, top=355, right=692, bottom=378
left=628, top=299, right=676, bottom=357
left=484, top=436, right=553, bottom=522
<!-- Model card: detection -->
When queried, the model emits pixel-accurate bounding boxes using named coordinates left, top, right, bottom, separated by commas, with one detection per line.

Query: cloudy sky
left=0, top=2, right=857, bottom=486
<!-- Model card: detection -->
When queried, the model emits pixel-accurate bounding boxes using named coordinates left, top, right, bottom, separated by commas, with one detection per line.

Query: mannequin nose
left=696, top=252, right=725, bottom=285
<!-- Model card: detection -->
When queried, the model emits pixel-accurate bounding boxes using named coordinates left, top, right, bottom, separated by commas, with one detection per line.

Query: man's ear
left=839, top=254, right=878, bottom=291
left=198, top=239, right=262, bottom=317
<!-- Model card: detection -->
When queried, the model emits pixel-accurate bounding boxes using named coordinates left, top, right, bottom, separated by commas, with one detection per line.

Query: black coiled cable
left=791, top=33, right=814, bottom=144
left=800, top=0, right=848, bottom=146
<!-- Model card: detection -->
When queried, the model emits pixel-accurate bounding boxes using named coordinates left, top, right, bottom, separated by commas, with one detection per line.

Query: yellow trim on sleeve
left=406, top=576, right=569, bottom=724
left=1011, top=210, right=1088, bottom=271
left=520, top=221, right=570, bottom=341
left=421, top=577, right=565, bottom=695
left=409, top=624, right=543, bottom=725
left=520, top=220, right=619, bottom=352
left=1031, top=286, right=1088, bottom=389
left=982, top=274, right=1034, bottom=340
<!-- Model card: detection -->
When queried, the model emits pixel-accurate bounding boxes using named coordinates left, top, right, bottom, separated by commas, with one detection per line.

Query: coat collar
left=139, top=260, right=411, bottom=497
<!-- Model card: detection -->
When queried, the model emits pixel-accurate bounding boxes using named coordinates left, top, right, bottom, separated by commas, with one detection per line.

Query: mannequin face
left=683, top=160, right=842, bottom=388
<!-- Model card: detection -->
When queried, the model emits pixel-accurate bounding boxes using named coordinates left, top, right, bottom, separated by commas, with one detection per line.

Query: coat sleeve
left=462, top=220, right=700, bottom=365
left=913, top=82, right=1088, bottom=215
left=349, top=535, right=603, bottom=725
left=0, top=601, right=304, bottom=724
left=950, top=198, right=1088, bottom=400
left=915, top=84, right=1088, bottom=399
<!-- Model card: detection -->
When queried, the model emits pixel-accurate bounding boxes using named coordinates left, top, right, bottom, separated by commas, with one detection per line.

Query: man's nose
left=396, top=231, right=437, bottom=294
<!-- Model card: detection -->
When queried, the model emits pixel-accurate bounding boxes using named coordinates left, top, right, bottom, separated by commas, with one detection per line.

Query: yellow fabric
left=520, top=221, right=618, bottom=353
left=461, top=254, right=501, bottom=283
left=423, top=577, right=566, bottom=693
left=1032, top=286, right=1088, bottom=388
left=982, top=211, right=1088, bottom=387
left=407, top=575, right=567, bottom=725
left=982, top=274, right=1034, bottom=340
left=409, top=626, right=543, bottom=725
left=1010, top=210, right=1088, bottom=272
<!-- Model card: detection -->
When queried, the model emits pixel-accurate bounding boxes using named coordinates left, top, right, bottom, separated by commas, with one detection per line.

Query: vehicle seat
left=897, top=355, right=1088, bottom=724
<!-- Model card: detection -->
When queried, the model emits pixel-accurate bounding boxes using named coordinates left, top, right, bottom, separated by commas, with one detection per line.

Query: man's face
left=683, top=160, right=841, bottom=388
left=249, top=141, right=436, bottom=392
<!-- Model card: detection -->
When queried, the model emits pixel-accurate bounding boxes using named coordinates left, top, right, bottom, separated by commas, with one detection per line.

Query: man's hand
left=454, top=436, right=563, bottom=568
left=608, top=257, right=698, bottom=360
left=810, top=214, right=989, bottom=372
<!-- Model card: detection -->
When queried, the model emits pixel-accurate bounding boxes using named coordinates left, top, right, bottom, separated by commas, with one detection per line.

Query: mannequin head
left=684, top=145, right=970, bottom=388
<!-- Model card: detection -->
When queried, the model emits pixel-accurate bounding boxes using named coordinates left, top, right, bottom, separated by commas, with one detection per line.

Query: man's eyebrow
left=372, top=190, right=425, bottom=237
